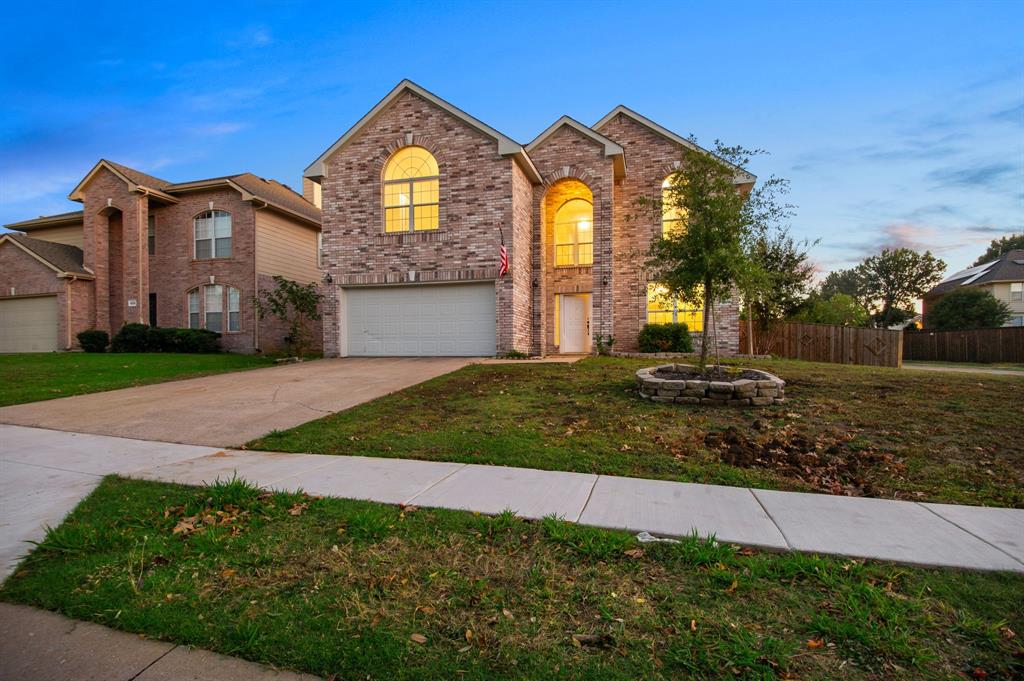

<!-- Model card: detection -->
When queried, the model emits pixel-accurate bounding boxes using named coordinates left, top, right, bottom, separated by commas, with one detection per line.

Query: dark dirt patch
left=654, top=367, right=765, bottom=382
left=704, top=423, right=905, bottom=497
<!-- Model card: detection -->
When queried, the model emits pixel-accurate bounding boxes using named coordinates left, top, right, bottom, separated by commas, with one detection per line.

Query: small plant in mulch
left=704, top=423, right=906, bottom=497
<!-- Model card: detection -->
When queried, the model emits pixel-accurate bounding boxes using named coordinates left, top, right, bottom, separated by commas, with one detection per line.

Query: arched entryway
left=542, top=178, right=594, bottom=354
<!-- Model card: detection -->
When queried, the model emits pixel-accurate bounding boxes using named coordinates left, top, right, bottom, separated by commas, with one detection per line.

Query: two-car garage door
left=345, top=283, right=495, bottom=356
left=0, top=296, right=59, bottom=353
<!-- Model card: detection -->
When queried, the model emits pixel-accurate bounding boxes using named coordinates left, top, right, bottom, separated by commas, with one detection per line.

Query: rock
left=755, top=380, right=776, bottom=389
left=728, top=398, right=752, bottom=406
left=658, top=389, right=681, bottom=398
left=660, top=380, right=689, bottom=390
left=708, top=381, right=734, bottom=393
left=700, top=398, right=727, bottom=406
left=773, top=397, right=787, bottom=405
left=686, top=380, right=710, bottom=391
left=706, top=391, right=731, bottom=400
left=750, top=396, right=774, bottom=406
left=681, top=389, right=706, bottom=398
left=651, top=396, right=675, bottom=403
left=756, top=387, right=778, bottom=398
left=675, top=396, right=701, bottom=404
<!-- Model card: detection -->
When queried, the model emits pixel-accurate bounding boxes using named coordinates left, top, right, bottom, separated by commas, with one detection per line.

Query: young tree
left=253, top=276, right=324, bottom=357
left=857, top=248, right=945, bottom=328
left=644, top=142, right=774, bottom=371
left=927, top=288, right=1011, bottom=330
left=972, top=233, right=1024, bottom=266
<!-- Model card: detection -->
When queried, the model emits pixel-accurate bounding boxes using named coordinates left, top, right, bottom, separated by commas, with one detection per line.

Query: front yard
left=251, top=357, right=1024, bottom=508
left=0, top=352, right=275, bottom=407
left=3, top=476, right=1021, bottom=680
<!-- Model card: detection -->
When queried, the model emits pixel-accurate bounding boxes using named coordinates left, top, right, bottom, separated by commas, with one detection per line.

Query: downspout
left=251, top=199, right=268, bottom=353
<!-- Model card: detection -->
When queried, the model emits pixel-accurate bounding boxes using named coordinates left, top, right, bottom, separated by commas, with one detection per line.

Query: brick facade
left=314, top=84, right=744, bottom=358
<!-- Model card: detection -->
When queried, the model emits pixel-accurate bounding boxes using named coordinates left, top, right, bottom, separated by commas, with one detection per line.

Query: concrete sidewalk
left=0, top=602, right=319, bottom=681
left=2, top=424, right=1022, bottom=576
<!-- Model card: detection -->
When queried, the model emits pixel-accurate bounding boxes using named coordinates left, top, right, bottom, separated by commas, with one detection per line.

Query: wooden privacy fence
left=740, top=322, right=903, bottom=368
left=903, top=327, right=1024, bottom=363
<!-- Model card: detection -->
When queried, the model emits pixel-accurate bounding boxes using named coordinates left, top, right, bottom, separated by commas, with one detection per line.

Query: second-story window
left=1011, top=282, right=1023, bottom=302
left=554, top=198, right=593, bottom=266
left=194, top=210, right=232, bottom=259
left=662, top=175, right=686, bottom=236
left=148, top=215, right=156, bottom=255
left=383, top=146, right=439, bottom=233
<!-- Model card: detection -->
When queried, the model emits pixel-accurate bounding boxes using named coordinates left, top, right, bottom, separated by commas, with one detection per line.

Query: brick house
left=1, top=160, right=321, bottom=353
left=304, top=80, right=754, bottom=357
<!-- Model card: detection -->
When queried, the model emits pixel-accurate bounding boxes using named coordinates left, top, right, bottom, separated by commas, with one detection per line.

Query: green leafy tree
left=819, top=268, right=867, bottom=305
left=857, top=248, right=945, bottom=328
left=927, top=288, right=1011, bottom=330
left=253, top=276, right=324, bottom=357
left=745, top=227, right=817, bottom=325
left=644, top=142, right=772, bottom=371
left=972, top=233, right=1024, bottom=266
left=794, top=293, right=870, bottom=326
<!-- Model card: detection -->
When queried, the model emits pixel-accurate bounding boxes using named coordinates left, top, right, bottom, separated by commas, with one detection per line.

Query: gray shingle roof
left=3, top=233, right=89, bottom=275
left=925, top=249, right=1024, bottom=297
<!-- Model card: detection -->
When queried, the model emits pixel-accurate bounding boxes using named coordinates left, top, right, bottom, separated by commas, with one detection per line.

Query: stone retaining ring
left=636, top=364, right=786, bottom=407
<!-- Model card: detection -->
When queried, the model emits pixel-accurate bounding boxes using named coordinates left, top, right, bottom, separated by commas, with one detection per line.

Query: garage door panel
left=0, top=296, right=59, bottom=353
left=346, top=283, right=495, bottom=357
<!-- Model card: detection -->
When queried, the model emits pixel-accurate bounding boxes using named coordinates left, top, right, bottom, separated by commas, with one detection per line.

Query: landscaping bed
left=250, top=357, right=1024, bottom=508
left=0, top=352, right=275, bottom=407
left=3, top=476, right=1022, bottom=680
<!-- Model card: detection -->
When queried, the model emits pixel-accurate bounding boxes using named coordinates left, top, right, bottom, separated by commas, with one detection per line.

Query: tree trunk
left=698, top=275, right=712, bottom=372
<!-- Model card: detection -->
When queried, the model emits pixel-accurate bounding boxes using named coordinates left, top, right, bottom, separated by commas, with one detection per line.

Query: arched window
left=194, top=210, right=232, bottom=259
left=661, top=175, right=685, bottom=236
left=187, top=284, right=241, bottom=333
left=383, top=146, right=439, bottom=233
left=554, top=198, right=593, bottom=266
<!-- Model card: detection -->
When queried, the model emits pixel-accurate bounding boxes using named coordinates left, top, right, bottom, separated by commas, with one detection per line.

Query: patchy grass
left=904, top=360, right=1024, bottom=373
left=250, top=357, right=1024, bottom=508
left=3, top=477, right=1021, bottom=680
left=0, top=352, right=275, bottom=406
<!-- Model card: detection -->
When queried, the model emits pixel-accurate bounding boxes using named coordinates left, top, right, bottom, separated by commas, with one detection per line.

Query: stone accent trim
left=636, top=364, right=786, bottom=407
left=337, top=269, right=498, bottom=287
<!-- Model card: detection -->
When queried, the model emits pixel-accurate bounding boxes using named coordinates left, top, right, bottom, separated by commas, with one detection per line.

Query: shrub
left=76, top=330, right=109, bottom=353
left=638, top=323, right=694, bottom=353
left=110, top=323, right=151, bottom=352
left=110, top=324, right=221, bottom=353
left=172, top=328, right=221, bottom=353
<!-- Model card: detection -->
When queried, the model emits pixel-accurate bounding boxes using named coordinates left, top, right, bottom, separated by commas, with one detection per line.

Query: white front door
left=560, top=294, right=589, bottom=353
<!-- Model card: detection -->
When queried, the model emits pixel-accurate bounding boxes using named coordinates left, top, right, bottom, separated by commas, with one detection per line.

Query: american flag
left=498, top=244, right=509, bottom=277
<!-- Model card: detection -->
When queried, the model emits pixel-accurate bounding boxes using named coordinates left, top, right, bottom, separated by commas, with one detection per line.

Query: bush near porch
left=251, top=356, right=1024, bottom=508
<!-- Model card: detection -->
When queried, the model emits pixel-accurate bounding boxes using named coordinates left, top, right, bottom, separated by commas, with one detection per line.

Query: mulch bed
left=653, top=367, right=764, bottom=382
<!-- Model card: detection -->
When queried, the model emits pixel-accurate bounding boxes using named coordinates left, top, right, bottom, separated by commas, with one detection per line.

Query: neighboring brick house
left=922, top=249, right=1024, bottom=328
left=304, top=80, right=754, bottom=357
left=1, top=160, right=321, bottom=353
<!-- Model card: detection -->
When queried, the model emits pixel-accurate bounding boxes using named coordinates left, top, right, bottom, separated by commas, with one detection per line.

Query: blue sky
left=1, top=0, right=1021, bottom=275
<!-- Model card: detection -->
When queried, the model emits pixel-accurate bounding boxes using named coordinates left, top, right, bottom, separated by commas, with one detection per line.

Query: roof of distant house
left=925, top=249, right=1024, bottom=297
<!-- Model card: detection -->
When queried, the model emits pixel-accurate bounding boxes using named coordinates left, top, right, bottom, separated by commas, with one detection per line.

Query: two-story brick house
left=0, top=160, right=321, bottom=353
left=304, top=80, right=753, bottom=357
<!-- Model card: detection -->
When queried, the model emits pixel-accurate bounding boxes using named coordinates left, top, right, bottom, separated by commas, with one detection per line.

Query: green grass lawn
left=0, top=352, right=275, bottom=407
left=3, top=477, right=1021, bottom=681
left=250, top=356, right=1024, bottom=508
left=904, top=360, right=1024, bottom=372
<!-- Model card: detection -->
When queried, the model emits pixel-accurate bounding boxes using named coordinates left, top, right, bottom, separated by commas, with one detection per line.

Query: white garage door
left=346, top=283, right=496, bottom=356
left=0, top=296, right=59, bottom=353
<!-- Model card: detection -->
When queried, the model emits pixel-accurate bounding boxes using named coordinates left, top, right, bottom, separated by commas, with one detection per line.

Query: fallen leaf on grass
left=690, top=619, right=697, bottom=631
left=287, top=502, right=309, bottom=516
left=502, top=608, right=514, bottom=620
left=806, top=639, right=824, bottom=649
left=410, top=633, right=427, bottom=644
left=724, top=579, right=738, bottom=593
left=623, top=548, right=644, bottom=558
left=465, top=629, right=473, bottom=641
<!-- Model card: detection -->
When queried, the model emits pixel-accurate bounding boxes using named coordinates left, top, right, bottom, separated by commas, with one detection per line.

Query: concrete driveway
left=0, top=357, right=471, bottom=447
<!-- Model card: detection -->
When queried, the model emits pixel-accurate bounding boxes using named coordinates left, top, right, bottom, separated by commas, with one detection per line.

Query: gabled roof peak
left=526, top=116, right=626, bottom=179
left=594, top=105, right=757, bottom=185
left=304, top=79, right=541, bottom=183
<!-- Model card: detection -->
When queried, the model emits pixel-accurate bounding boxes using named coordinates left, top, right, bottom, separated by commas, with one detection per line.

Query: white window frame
left=553, top=198, right=594, bottom=267
left=186, top=284, right=242, bottom=333
left=193, top=210, right=232, bottom=260
left=1011, top=282, right=1023, bottom=302
left=383, top=147, right=440, bottom=233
